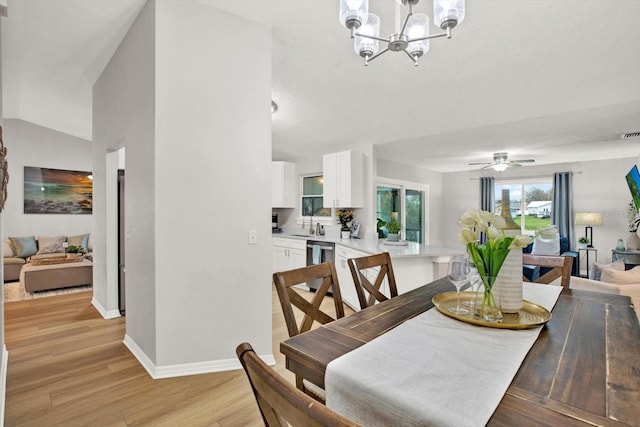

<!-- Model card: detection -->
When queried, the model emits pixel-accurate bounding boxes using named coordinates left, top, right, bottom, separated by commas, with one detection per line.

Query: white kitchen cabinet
left=273, top=237, right=306, bottom=273
left=335, top=244, right=371, bottom=311
left=322, top=150, right=363, bottom=208
left=272, top=161, right=296, bottom=208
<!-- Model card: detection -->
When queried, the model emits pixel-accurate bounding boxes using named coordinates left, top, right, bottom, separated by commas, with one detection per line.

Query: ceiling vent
left=622, top=132, right=640, bottom=139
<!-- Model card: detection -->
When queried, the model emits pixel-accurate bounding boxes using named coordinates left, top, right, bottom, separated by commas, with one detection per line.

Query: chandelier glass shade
left=339, top=0, right=465, bottom=66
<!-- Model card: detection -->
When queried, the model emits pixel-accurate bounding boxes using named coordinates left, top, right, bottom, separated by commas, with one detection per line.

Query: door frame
left=377, top=177, right=429, bottom=244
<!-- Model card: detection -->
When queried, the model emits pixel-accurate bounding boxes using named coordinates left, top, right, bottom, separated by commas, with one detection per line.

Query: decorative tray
left=30, top=256, right=84, bottom=266
left=383, top=239, right=409, bottom=246
left=432, top=291, right=552, bottom=330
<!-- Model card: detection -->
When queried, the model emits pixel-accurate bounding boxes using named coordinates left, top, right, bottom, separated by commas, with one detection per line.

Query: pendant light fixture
left=339, top=0, right=465, bottom=66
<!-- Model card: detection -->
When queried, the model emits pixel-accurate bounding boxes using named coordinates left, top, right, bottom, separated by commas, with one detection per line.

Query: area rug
left=4, top=281, right=92, bottom=302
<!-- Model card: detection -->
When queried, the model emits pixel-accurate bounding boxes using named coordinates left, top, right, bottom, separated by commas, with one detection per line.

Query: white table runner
left=325, top=283, right=562, bottom=427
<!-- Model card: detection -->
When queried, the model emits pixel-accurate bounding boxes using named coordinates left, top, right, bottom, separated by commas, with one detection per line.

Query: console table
left=611, top=249, right=640, bottom=269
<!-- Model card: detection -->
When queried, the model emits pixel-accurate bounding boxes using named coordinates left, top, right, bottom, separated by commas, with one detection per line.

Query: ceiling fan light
left=355, top=13, right=380, bottom=57
left=493, top=163, right=509, bottom=172
left=433, top=0, right=465, bottom=30
left=406, top=14, right=429, bottom=57
left=340, top=0, right=369, bottom=30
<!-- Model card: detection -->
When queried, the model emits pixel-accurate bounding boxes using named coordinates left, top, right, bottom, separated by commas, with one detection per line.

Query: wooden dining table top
left=280, top=277, right=640, bottom=426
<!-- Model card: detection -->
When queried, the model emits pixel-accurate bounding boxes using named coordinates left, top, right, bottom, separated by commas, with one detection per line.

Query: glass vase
left=475, top=277, right=503, bottom=322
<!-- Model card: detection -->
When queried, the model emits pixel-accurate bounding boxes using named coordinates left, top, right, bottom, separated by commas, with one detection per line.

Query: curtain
left=480, top=177, right=494, bottom=212
left=479, top=177, right=495, bottom=243
left=553, top=172, right=574, bottom=250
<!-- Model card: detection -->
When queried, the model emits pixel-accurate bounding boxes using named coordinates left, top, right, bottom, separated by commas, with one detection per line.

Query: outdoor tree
left=526, top=187, right=552, bottom=202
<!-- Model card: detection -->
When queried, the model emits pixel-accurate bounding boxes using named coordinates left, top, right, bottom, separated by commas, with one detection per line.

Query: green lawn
left=514, top=215, right=551, bottom=230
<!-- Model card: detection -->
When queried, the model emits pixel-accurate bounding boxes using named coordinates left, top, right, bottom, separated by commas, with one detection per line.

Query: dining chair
left=272, top=261, right=345, bottom=401
left=236, top=343, right=360, bottom=427
left=522, top=254, right=574, bottom=287
left=348, top=252, right=398, bottom=310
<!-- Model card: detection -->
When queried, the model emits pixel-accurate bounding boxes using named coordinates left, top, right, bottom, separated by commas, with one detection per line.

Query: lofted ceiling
left=2, top=0, right=640, bottom=172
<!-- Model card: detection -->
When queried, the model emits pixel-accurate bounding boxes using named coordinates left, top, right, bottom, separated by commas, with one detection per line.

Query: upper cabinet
left=323, top=150, right=363, bottom=208
left=272, top=161, right=296, bottom=208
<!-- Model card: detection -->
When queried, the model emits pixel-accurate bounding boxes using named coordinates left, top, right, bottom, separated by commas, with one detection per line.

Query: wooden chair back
left=236, top=343, right=360, bottom=427
left=273, top=262, right=345, bottom=337
left=348, top=252, right=398, bottom=310
left=522, top=254, right=574, bottom=287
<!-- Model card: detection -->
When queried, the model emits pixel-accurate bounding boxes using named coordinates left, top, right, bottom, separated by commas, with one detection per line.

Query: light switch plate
left=248, top=230, right=257, bottom=244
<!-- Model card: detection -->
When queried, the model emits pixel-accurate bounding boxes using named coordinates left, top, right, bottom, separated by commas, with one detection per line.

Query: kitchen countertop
left=273, top=231, right=464, bottom=259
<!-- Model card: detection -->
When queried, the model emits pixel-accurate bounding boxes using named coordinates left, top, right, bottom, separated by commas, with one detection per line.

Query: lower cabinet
left=335, top=245, right=372, bottom=312
left=273, top=238, right=306, bottom=273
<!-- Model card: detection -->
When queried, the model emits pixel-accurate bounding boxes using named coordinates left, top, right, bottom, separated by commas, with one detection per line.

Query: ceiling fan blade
left=512, top=159, right=535, bottom=163
left=509, top=162, right=523, bottom=167
left=480, top=164, right=496, bottom=169
left=468, top=162, right=493, bottom=166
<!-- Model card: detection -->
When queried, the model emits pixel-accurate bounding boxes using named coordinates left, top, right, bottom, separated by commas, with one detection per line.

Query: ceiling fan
left=469, top=152, right=535, bottom=172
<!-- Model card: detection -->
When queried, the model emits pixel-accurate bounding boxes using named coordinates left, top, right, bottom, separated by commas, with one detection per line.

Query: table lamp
left=575, top=212, right=603, bottom=248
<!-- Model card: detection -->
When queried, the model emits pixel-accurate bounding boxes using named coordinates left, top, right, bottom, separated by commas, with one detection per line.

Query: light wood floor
left=4, top=286, right=350, bottom=426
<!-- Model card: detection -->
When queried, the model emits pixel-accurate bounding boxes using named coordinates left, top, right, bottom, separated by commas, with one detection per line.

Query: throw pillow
left=67, top=233, right=89, bottom=250
left=531, top=234, right=560, bottom=256
left=589, top=258, right=625, bottom=281
left=36, top=235, right=66, bottom=255
left=600, top=266, right=640, bottom=285
left=9, top=236, right=38, bottom=258
left=3, top=239, right=14, bottom=257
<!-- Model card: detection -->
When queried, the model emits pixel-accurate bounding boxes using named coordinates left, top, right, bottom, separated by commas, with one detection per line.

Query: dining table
left=280, top=277, right=640, bottom=426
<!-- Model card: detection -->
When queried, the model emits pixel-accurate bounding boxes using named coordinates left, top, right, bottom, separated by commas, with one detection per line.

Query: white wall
left=441, top=157, right=639, bottom=263
left=154, top=0, right=272, bottom=367
left=2, top=119, right=93, bottom=238
left=93, top=0, right=157, bottom=360
left=94, top=0, right=272, bottom=375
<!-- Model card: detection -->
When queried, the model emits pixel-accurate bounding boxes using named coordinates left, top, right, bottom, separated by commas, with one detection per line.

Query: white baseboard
left=0, top=344, right=8, bottom=427
left=123, top=334, right=275, bottom=379
left=91, top=297, right=121, bottom=319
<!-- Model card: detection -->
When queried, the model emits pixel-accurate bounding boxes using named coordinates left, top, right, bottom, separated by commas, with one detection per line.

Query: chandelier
left=339, top=0, right=465, bottom=66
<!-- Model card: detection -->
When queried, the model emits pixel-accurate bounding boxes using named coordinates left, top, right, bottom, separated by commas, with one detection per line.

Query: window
left=302, top=175, right=330, bottom=217
left=494, top=180, right=553, bottom=234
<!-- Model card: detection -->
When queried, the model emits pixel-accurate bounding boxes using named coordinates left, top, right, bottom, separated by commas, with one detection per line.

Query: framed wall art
left=24, top=166, right=93, bottom=214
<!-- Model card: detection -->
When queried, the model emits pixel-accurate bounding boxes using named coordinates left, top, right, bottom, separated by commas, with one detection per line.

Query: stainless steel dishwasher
left=306, top=240, right=335, bottom=292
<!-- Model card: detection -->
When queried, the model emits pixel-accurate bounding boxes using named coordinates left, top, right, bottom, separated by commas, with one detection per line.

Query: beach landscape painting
left=24, top=167, right=93, bottom=214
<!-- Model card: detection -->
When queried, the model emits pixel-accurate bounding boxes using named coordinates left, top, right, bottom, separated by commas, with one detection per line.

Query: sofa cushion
left=3, top=239, right=14, bottom=257
left=4, top=257, right=26, bottom=265
left=9, top=236, right=38, bottom=258
left=36, top=235, right=66, bottom=255
left=589, top=258, right=625, bottom=281
left=600, top=266, right=640, bottom=285
left=67, top=233, right=89, bottom=250
left=531, top=234, right=560, bottom=256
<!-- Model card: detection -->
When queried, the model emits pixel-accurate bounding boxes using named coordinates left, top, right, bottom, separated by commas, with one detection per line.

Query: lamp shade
left=433, top=0, right=465, bottom=30
left=406, top=14, right=429, bottom=57
left=355, top=13, right=380, bottom=57
left=575, top=212, right=603, bottom=226
left=340, top=0, right=368, bottom=29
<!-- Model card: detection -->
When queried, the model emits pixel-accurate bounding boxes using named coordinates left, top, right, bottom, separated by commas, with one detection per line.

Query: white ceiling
left=2, top=0, right=640, bottom=172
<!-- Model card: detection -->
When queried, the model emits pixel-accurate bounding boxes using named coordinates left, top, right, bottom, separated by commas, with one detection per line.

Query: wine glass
left=463, top=266, right=481, bottom=309
left=448, top=255, right=470, bottom=314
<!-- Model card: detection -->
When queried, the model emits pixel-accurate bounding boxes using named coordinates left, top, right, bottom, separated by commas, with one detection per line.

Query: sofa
left=3, top=234, right=93, bottom=291
left=569, top=271, right=640, bottom=321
